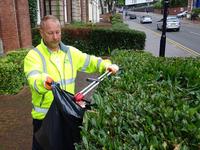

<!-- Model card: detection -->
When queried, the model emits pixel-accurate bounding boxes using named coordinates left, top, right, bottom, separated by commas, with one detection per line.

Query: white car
left=140, top=15, right=152, bottom=24
left=177, top=11, right=187, bottom=18
left=157, top=16, right=181, bottom=32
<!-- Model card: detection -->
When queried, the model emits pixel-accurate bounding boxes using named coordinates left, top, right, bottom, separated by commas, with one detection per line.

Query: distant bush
left=111, top=13, right=123, bottom=24
left=192, top=8, right=200, bottom=16
left=153, top=1, right=162, bottom=9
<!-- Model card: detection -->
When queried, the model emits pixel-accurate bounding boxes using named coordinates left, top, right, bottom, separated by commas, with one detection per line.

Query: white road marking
left=190, top=31, right=200, bottom=36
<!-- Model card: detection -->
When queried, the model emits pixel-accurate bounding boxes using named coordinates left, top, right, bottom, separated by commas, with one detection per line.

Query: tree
left=99, top=0, right=125, bottom=14
left=106, top=0, right=115, bottom=13
left=169, top=0, right=188, bottom=7
left=116, top=0, right=125, bottom=6
left=99, top=0, right=105, bottom=14
left=154, top=0, right=188, bottom=9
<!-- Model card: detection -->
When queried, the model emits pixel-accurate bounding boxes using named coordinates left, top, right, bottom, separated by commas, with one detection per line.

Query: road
left=125, top=11, right=200, bottom=57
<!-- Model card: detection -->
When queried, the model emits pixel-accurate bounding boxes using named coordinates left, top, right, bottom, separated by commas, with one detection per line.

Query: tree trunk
left=100, top=0, right=104, bottom=14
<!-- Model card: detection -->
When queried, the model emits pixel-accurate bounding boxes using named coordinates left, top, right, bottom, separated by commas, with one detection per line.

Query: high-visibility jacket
left=24, top=40, right=111, bottom=120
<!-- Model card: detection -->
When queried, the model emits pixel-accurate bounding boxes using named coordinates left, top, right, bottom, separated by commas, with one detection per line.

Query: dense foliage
left=77, top=51, right=200, bottom=149
left=154, top=0, right=188, bottom=9
left=0, top=50, right=29, bottom=94
left=110, top=13, right=129, bottom=30
left=32, top=27, right=145, bottom=56
left=169, top=0, right=188, bottom=7
left=192, top=8, right=200, bottom=16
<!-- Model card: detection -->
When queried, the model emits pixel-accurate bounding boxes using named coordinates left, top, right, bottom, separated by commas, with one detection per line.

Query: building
left=125, top=0, right=153, bottom=5
left=188, top=0, right=200, bottom=12
left=36, top=0, right=100, bottom=25
left=193, top=0, right=200, bottom=8
left=0, top=0, right=32, bottom=54
left=0, top=0, right=101, bottom=54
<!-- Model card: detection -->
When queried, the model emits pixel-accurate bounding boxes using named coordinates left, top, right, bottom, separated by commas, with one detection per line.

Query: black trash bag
left=35, top=82, right=89, bottom=150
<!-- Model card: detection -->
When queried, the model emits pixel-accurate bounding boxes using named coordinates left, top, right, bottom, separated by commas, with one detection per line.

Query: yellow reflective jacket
left=24, top=40, right=111, bottom=120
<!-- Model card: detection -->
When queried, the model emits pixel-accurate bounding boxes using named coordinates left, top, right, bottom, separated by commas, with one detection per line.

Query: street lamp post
left=159, top=0, right=169, bottom=57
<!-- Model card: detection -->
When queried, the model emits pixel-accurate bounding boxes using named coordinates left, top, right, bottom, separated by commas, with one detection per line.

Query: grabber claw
left=74, top=71, right=112, bottom=103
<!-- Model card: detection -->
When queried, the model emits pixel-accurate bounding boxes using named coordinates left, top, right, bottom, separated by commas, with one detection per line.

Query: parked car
left=140, top=15, right=152, bottom=24
left=157, top=16, right=181, bottom=32
left=129, top=14, right=137, bottom=19
left=177, top=11, right=187, bottom=18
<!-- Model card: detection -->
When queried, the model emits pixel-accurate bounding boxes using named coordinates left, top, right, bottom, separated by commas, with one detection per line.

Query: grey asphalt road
left=124, top=12, right=200, bottom=57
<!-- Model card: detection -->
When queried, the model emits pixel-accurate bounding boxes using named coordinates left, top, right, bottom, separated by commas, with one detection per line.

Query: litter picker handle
left=74, top=71, right=112, bottom=101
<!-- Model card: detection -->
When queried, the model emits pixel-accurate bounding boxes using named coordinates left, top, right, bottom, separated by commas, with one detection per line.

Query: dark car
left=129, top=14, right=137, bottom=19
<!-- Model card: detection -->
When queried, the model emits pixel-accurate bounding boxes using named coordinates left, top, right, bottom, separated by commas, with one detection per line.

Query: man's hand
left=44, top=76, right=53, bottom=90
left=106, top=64, right=119, bottom=74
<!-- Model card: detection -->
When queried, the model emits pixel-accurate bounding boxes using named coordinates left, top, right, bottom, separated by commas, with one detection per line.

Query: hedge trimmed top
left=32, top=26, right=146, bottom=56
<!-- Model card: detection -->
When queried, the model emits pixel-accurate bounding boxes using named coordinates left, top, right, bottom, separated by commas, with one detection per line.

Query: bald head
left=39, top=15, right=61, bottom=51
left=40, top=15, right=61, bottom=30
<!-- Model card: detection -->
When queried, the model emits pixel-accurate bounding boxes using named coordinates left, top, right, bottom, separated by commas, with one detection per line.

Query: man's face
left=40, top=19, right=61, bottom=50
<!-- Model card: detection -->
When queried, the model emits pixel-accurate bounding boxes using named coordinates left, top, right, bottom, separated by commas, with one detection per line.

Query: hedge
left=76, top=50, right=200, bottom=149
left=0, top=50, right=29, bottom=94
left=32, top=27, right=146, bottom=56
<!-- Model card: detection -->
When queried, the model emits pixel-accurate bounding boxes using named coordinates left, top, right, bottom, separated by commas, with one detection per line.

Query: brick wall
left=0, top=0, right=32, bottom=53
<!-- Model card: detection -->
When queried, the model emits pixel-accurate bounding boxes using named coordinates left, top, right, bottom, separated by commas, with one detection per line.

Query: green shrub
left=32, top=27, right=146, bottom=56
left=192, top=8, right=200, bottom=16
left=111, top=13, right=123, bottom=24
left=153, top=1, right=163, bottom=9
left=0, top=49, right=29, bottom=94
left=77, top=51, right=200, bottom=149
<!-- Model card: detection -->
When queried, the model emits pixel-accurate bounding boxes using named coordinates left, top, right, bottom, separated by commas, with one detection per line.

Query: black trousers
left=32, top=119, right=43, bottom=150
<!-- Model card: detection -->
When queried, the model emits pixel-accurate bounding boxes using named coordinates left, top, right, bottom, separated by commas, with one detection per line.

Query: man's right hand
left=44, top=76, right=53, bottom=90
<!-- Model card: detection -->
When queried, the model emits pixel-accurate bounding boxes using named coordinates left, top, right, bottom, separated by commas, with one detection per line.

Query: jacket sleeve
left=24, top=50, right=50, bottom=94
left=70, top=46, right=111, bottom=73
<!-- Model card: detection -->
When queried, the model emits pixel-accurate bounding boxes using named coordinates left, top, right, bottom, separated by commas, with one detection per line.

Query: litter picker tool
left=74, top=71, right=112, bottom=102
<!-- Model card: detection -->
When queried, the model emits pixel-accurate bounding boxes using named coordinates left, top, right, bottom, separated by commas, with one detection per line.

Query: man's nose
left=53, top=33, right=59, bottom=39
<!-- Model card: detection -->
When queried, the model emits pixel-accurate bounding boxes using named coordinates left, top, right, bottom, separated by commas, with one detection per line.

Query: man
left=24, top=15, right=119, bottom=149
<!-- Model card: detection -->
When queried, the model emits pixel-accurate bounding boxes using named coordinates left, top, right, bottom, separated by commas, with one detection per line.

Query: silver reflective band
left=34, top=80, right=41, bottom=94
left=33, top=48, right=47, bottom=73
left=58, top=78, right=75, bottom=86
left=33, top=106, right=48, bottom=114
left=27, top=70, right=41, bottom=78
left=81, top=55, right=90, bottom=71
left=97, top=58, right=102, bottom=70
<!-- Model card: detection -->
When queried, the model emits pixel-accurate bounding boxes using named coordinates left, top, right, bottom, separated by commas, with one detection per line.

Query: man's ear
left=39, top=28, right=43, bottom=38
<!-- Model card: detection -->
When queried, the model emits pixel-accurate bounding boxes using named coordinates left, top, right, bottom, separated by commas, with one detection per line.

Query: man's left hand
left=106, top=64, right=119, bottom=74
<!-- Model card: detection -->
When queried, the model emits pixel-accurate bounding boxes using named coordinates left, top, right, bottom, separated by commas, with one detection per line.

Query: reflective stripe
left=60, top=43, right=74, bottom=88
left=58, top=78, right=75, bottom=85
left=67, top=49, right=74, bottom=79
left=81, top=55, right=90, bottom=72
left=34, top=80, right=41, bottom=94
left=61, top=43, right=73, bottom=72
left=27, top=70, right=41, bottom=78
left=97, top=58, right=102, bottom=70
left=33, top=105, right=48, bottom=114
left=33, top=48, right=47, bottom=73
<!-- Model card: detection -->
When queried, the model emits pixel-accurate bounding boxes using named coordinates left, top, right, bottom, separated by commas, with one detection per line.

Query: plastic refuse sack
left=35, top=82, right=89, bottom=150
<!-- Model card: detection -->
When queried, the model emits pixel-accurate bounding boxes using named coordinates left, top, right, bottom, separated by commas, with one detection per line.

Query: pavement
left=124, top=12, right=200, bottom=57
